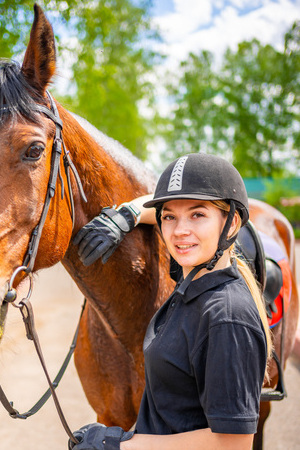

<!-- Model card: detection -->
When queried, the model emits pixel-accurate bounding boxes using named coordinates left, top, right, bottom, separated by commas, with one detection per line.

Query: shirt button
left=171, top=302, right=175, bottom=307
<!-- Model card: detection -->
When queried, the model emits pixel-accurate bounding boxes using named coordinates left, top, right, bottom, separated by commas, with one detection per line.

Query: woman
left=70, top=153, right=272, bottom=450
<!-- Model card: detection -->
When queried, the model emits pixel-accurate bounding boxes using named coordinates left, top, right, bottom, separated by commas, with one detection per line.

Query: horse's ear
left=21, top=3, right=56, bottom=94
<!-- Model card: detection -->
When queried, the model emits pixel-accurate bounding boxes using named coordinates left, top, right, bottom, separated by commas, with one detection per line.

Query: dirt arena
left=1, top=243, right=300, bottom=450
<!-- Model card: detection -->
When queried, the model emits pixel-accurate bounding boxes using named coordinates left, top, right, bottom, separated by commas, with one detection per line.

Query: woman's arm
left=122, top=428, right=253, bottom=450
left=73, top=194, right=156, bottom=266
left=126, top=194, right=156, bottom=225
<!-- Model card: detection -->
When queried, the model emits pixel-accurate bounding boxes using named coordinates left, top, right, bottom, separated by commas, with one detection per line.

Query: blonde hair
left=212, top=201, right=273, bottom=363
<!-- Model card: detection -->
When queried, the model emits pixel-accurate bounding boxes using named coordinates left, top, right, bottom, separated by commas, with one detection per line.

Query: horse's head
left=0, top=5, right=74, bottom=337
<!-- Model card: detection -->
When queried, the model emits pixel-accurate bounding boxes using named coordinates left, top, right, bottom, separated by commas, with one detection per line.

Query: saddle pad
left=259, top=231, right=292, bottom=328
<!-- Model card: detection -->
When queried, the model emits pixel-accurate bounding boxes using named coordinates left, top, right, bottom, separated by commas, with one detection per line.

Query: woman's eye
left=23, top=143, right=45, bottom=161
left=192, top=212, right=204, bottom=219
left=162, top=214, right=175, bottom=221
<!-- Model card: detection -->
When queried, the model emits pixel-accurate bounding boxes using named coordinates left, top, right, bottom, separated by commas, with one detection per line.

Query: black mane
left=0, top=60, right=47, bottom=124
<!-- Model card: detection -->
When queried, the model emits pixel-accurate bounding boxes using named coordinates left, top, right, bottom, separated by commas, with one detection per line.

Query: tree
left=0, top=0, right=162, bottom=159
left=67, top=0, right=161, bottom=159
left=161, top=51, right=220, bottom=162
left=0, top=0, right=79, bottom=58
left=163, top=23, right=300, bottom=177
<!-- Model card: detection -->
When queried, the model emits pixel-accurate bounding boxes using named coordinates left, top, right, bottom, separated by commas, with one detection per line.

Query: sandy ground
left=0, top=244, right=300, bottom=450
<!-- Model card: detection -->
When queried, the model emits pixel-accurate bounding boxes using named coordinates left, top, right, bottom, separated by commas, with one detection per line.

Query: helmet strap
left=217, top=201, right=237, bottom=251
left=177, top=264, right=206, bottom=295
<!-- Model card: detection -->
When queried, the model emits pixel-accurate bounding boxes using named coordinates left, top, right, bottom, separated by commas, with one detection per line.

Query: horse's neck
left=60, top=108, right=166, bottom=350
left=62, top=110, right=150, bottom=225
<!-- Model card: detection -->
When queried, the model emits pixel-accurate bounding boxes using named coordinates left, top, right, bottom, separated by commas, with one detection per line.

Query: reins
left=0, top=92, right=88, bottom=444
left=0, top=269, right=86, bottom=444
left=0, top=297, right=85, bottom=419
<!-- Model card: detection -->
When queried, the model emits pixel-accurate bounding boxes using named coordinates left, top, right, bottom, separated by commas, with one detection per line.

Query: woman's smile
left=175, top=242, right=197, bottom=253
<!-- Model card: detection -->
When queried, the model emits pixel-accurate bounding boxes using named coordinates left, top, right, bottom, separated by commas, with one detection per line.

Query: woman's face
left=161, top=199, right=230, bottom=278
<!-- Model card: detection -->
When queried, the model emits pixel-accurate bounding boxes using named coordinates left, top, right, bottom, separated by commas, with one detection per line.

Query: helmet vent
left=167, top=156, right=188, bottom=192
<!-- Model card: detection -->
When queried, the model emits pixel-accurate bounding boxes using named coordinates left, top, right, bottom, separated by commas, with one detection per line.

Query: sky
left=149, top=0, right=299, bottom=66
left=56, top=0, right=299, bottom=94
left=54, top=0, right=299, bottom=166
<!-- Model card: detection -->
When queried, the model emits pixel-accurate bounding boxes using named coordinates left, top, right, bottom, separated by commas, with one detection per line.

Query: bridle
left=25, top=91, right=87, bottom=272
left=0, top=92, right=87, bottom=444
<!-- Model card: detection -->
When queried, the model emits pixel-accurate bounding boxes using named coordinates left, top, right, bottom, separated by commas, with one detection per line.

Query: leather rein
left=0, top=92, right=88, bottom=444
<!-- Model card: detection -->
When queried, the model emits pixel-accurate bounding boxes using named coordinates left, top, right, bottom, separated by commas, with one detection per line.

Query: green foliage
left=294, top=228, right=300, bottom=239
left=0, top=0, right=33, bottom=58
left=67, top=0, right=161, bottom=159
left=0, top=0, right=161, bottom=159
left=1, top=2, right=299, bottom=171
left=161, top=51, right=219, bottom=162
left=163, top=23, right=300, bottom=177
left=0, top=0, right=79, bottom=58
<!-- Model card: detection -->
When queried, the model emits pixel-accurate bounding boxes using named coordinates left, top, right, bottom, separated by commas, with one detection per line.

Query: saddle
left=236, top=221, right=293, bottom=402
left=235, top=221, right=283, bottom=319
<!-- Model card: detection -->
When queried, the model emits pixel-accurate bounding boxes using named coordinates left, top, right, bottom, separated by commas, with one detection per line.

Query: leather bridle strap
left=0, top=93, right=88, bottom=444
left=0, top=282, right=87, bottom=447
left=0, top=298, right=86, bottom=422
left=23, top=91, right=87, bottom=272
left=0, top=297, right=80, bottom=444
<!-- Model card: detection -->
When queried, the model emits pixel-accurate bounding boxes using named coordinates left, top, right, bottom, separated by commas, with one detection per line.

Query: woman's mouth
left=175, top=243, right=197, bottom=252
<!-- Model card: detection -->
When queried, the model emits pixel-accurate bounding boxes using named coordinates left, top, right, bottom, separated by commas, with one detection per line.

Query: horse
left=0, top=5, right=298, bottom=450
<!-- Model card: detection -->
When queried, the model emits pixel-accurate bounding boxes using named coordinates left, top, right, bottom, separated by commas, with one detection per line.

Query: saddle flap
left=235, top=221, right=266, bottom=290
left=263, top=258, right=283, bottom=309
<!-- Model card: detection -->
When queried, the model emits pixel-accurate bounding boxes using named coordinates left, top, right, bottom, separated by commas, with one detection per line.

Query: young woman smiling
left=160, top=199, right=238, bottom=278
left=70, top=153, right=272, bottom=450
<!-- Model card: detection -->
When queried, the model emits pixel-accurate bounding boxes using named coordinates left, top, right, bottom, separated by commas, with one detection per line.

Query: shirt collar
left=179, top=260, right=240, bottom=303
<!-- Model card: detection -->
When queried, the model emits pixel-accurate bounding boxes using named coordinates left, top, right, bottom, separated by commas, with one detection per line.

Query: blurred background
left=0, top=1, right=299, bottom=448
left=1, top=1, right=299, bottom=209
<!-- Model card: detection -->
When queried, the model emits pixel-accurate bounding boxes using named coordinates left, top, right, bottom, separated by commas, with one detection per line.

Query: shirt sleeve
left=192, top=321, right=267, bottom=434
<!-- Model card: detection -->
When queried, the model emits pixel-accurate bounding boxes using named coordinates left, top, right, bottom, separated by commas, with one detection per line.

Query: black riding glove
left=73, top=205, right=139, bottom=266
left=68, top=423, right=135, bottom=450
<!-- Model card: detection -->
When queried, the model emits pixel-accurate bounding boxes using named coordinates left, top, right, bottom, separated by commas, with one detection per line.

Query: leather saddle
left=235, top=221, right=283, bottom=318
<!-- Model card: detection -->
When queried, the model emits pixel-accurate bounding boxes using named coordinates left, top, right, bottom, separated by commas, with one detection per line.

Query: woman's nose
left=173, top=218, right=191, bottom=236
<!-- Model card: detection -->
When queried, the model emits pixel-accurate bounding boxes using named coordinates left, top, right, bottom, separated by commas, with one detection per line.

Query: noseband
left=0, top=92, right=88, bottom=444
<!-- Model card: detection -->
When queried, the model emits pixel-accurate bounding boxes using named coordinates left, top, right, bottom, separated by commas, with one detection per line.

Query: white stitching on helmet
left=167, top=156, right=188, bottom=192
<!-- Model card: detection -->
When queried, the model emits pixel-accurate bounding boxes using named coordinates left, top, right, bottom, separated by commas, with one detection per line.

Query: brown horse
left=0, top=5, right=298, bottom=450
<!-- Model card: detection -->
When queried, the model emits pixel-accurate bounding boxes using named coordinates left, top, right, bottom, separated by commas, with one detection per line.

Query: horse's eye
left=23, top=143, right=45, bottom=161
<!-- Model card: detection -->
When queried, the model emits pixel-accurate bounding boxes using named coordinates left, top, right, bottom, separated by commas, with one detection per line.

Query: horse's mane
left=71, top=112, right=157, bottom=191
left=0, top=60, right=46, bottom=124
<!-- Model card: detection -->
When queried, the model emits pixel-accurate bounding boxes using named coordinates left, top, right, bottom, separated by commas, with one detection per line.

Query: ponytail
left=211, top=200, right=273, bottom=366
left=233, top=252, right=273, bottom=360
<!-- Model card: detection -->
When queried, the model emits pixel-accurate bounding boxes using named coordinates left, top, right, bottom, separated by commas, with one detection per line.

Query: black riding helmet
left=143, top=153, right=249, bottom=293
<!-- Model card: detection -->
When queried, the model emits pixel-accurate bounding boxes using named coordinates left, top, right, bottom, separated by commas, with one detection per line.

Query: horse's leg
left=253, top=401, right=271, bottom=450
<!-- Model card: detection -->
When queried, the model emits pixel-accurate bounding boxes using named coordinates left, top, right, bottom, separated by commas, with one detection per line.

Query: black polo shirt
left=136, top=261, right=267, bottom=435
